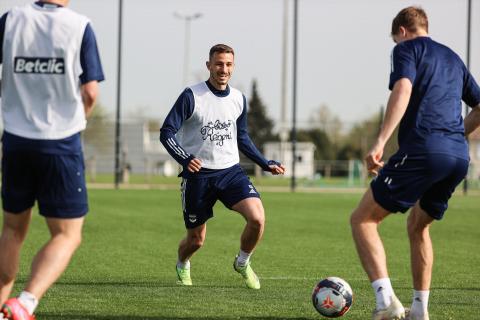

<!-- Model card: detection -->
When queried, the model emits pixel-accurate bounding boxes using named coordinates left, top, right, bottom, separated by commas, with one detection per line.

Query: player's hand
left=365, top=143, right=384, bottom=176
left=269, top=162, right=286, bottom=175
left=187, top=158, right=202, bottom=173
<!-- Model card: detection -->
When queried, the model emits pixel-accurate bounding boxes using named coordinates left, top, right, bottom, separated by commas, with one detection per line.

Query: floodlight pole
left=114, top=0, right=123, bottom=189
left=463, top=0, right=472, bottom=195
left=280, top=0, right=289, bottom=162
left=174, top=12, right=203, bottom=87
left=290, top=0, right=298, bottom=192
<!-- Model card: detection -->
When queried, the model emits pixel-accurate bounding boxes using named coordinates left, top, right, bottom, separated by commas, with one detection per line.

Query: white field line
left=260, top=276, right=392, bottom=281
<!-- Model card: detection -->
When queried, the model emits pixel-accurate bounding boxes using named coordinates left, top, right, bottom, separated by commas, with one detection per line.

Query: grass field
left=86, top=174, right=368, bottom=188
left=86, top=173, right=480, bottom=192
left=7, top=189, right=480, bottom=319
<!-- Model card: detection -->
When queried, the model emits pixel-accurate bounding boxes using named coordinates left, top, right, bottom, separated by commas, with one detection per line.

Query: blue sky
left=1, top=0, right=479, bottom=130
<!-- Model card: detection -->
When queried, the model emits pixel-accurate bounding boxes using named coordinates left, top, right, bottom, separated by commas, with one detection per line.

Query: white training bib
left=177, top=82, right=244, bottom=169
left=1, top=3, right=89, bottom=139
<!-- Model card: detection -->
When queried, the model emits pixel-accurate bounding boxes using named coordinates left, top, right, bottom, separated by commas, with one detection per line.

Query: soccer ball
left=312, top=277, right=353, bottom=318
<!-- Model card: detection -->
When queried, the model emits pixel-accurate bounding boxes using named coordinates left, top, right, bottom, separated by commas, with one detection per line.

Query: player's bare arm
left=464, top=104, right=480, bottom=137
left=81, top=80, right=98, bottom=118
left=366, top=78, right=412, bottom=175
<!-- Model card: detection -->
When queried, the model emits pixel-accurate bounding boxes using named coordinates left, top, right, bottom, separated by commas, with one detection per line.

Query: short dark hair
left=209, top=44, right=234, bottom=60
left=391, top=6, right=428, bottom=36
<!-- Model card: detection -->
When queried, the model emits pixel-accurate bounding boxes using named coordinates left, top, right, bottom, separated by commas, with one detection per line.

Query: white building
left=83, top=121, right=178, bottom=177
left=263, top=141, right=316, bottom=178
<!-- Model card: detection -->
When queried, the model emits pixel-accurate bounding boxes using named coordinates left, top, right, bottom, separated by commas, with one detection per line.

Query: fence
left=0, top=116, right=478, bottom=191
left=79, top=119, right=480, bottom=191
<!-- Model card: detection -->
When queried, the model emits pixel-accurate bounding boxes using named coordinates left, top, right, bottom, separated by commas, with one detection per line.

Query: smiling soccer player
left=160, top=44, right=285, bottom=290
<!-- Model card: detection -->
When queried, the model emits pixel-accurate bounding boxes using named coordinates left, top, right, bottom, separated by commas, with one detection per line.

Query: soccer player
left=350, top=6, right=480, bottom=320
left=0, top=1, right=104, bottom=319
left=160, top=44, right=285, bottom=290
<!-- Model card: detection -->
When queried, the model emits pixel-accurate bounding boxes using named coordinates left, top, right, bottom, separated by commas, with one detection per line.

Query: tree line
left=247, top=79, right=399, bottom=161
left=83, top=79, right=398, bottom=162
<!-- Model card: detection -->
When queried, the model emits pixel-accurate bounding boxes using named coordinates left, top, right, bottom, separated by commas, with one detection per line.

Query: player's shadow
left=53, top=280, right=255, bottom=289
left=39, top=316, right=312, bottom=320
left=431, top=286, right=480, bottom=292
left=396, top=285, right=480, bottom=292
left=51, top=280, right=188, bottom=288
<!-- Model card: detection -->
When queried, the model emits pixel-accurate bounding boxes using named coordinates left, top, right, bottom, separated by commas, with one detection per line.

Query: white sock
left=372, top=278, right=394, bottom=310
left=17, top=291, right=38, bottom=315
left=411, top=290, right=429, bottom=315
left=235, top=250, right=252, bottom=267
left=176, top=259, right=190, bottom=270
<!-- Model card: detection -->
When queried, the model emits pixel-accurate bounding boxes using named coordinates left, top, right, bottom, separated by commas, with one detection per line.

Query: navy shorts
left=180, top=165, right=260, bottom=229
left=1, top=150, right=88, bottom=218
left=371, top=152, right=468, bottom=220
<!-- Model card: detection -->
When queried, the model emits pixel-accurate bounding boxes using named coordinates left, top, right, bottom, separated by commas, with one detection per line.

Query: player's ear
left=206, top=60, right=210, bottom=70
left=399, top=26, right=407, bottom=37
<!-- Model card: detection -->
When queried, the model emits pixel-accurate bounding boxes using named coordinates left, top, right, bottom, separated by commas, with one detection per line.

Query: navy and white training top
left=0, top=1, right=104, bottom=154
left=390, top=36, right=480, bottom=160
left=160, top=80, right=271, bottom=178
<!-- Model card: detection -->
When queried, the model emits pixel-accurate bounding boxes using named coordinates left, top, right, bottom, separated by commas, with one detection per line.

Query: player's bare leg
left=351, top=189, right=405, bottom=319
left=231, top=197, right=264, bottom=289
left=350, top=189, right=390, bottom=281
left=176, top=224, right=206, bottom=286
left=178, top=224, right=206, bottom=263
left=407, top=203, right=434, bottom=290
left=232, top=197, right=265, bottom=254
left=25, top=217, right=84, bottom=300
left=406, top=203, right=433, bottom=319
left=0, top=210, right=32, bottom=305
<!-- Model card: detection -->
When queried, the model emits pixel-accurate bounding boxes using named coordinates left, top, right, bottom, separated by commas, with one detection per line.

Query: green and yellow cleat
left=233, top=256, right=260, bottom=290
left=176, top=265, right=192, bottom=286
